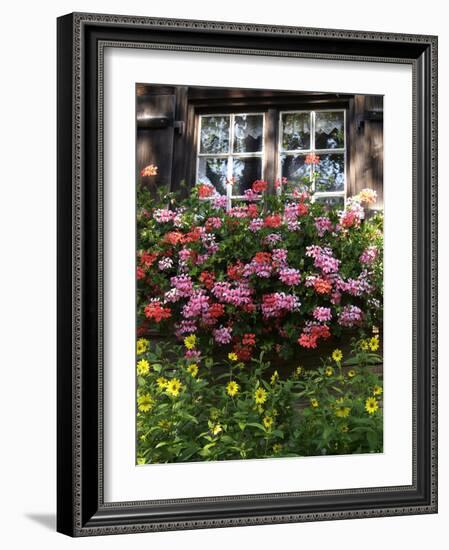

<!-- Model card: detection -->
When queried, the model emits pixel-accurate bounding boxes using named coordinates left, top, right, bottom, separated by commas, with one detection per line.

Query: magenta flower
left=360, top=246, right=378, bottom=265
left=313, top=306, right=332, bottom=322
left=338, top=305, right=363, bottom=327
left=213, top=326, right=232, bottom=344
left=279, top=268, right=301, bottom=286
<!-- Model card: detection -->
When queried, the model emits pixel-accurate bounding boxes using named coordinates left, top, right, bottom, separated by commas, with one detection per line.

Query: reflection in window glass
left=281, top=112, right=311, bottom=151
left=314, top=195, right=345, bottom=209
left=315, top=111, right=345, bottom=149
left=315, top=154, right=345, bottom=192
left=233, top=115, right=264, bottom=153
left=232, top=157, right=263, bottom=195
left=280, top=154, right=311, bottom=192
left=200, top=116, right=230, bottom=154
left=197, top=157, right=228, bottom=195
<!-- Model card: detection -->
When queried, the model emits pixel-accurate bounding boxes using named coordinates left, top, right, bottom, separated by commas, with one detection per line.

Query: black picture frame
left=57, top=12, right=438, bottom=536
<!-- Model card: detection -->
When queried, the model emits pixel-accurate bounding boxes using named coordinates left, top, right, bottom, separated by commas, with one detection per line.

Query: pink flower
left=279, top=268, right=301, bottom=286
left=249, top=218, right=264, bottom=232
left=213, top=326, right=233, bottom=344
left=313, top=307, right=332, bottom=322
left=261, top=292, right=301, bottom=318
left=182, top=290, right=210, bottom=318
left=338, top=305, right=364, bottom=327
left=158, top=257, right=173, bottom=271
left=360, top=246, right=378, bottom=265
left=306, top=246, right=340, bottom=274
left=314, top=216, right=333, bottom=237
left=170, top=274, right=193, bottom=297
left=153, top=208, right=175, bottom=223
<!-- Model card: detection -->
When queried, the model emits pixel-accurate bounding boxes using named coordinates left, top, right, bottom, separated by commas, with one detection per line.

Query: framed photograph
left=57, top=12, right=438, bottom=536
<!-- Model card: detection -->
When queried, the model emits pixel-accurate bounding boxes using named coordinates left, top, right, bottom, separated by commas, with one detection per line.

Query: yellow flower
left=137, top=338, right=149, bottom=355
left=270, top=370, right=279, bottom=385
left=369, top=336, right=380, bottom=351
left=341, top=424, right=349, bottom=433
left=294, top=366, right=303, bottom=378
left=228, top=352, right=238, bottom=361
left=211, top=423, right=222, bottom=436
left=136, top=457, right=146, bottom=465
left=332, top=349, right=343, bottom=363
left=263, top=416, right=274, bottom=429
left=360, top=339, right=369, bottom=351
left=137, top=393, right=154, bottom=412
left=137, top=359, right=150, bottom=376
left=166, top=378, right=183, bottom=397
left=254, top=387, right=268, bottom=405
left=310, top=398, right=319, bottom=408
left=272, top=443, right=282, bottom=454
left=325, top=366, right=334, bottom=377
left=334, top=398, right=351, bottom=418
left=187, top=363, right=199, bottom=377
left=347, top=369, right=356, bottom=378
left=373, top=385, right=383, bottom=396
left=365, top=396, right=379, bottom=414
left=156, top=376, right=168, bottom=389
left=184, top=334, right=197, bottom=350
left=158, top=419, right=172, bottom=431
left=226, top=380, right=239, bottom=397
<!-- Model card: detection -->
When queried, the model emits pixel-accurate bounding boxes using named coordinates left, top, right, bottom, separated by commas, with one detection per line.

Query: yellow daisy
left=334, top=398, right=351, bottom=418
left=211, top=423, right=222, bottom=436
left=184, top=334, right=197, bottom=350
left=137, top=393, right=154, bottom=412
left=310, top=398, right=319, bottom=408
left=187, top=363, right=199, bottom=377
left=137, top=359, right=150, bottom=376
left=137, top=338, right=149, bottom=355
left=369, top=336, right=380, bottom=351
left=270, top=370, right=279, bottom=385
left=263, top=416, right=274, bottom=430
left=332, top=349, right=343, bottom=363
left=166, top=378, right=183, bottom=397
left=360, top=339, right=369, bottom=351
left=365, top=396, right=379, bottom=414
left=254, top=387, right=268, bottom=405
left=373, top=385, right=383, bottom=396
left=325, top=366, right=334, bottom=377
left=341, top=424, right=349, bottom=433
left=226, top=380, right=239, bottom=397
left=347, top=369, right=356, bottom=378
left=136, top=457, right=146, bottom=465
left=156, top=377, right=168, bottom=389
left=228, top=352, right=238, bottom=361
left=272, top=443, right=283, bottom=454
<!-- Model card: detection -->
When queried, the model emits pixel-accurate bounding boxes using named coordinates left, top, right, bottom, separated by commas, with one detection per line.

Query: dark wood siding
left=136, top=84, right=383, bottom=203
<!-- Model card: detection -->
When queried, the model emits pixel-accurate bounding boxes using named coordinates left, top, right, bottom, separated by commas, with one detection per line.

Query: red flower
left=182, top=227, right=202, bottom=243
left=314, top=278, right=332, bottom=295
left=137, top=266, right=145, bottom=280
left=199, top=271, right=216, bottom=289
left=297, top=202, right=309, bottom=216
left=144, top=301, right=171, bottom=322
left=298, top=333, right=318, bottom=348
left=227, top=261, right=244, bottom=281
left=263, top=214, right=282, bottom=228
left=253, top=252, right=272, bottom=265
left=163, top=231, right=183, bottom=246
left=242, top=333, right=256, bottom=346
left=197, top=184, right=214, bottom=198
left=209, top=303, right=225, bottom=319
left=140, top=251, right=157, bottom=267
left=242, top=302, right=256, bottom=313
left=247, top=204, right=259, bottom=218
left=305, top=153, right=320, bottom=165
left=233, top=343, right=252, bottom=362
left=252, top=180, right=268, bottom=193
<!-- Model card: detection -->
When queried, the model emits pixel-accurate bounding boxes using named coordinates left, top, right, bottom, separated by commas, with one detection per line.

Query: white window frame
left=278, top=109, right=347, bottom=206
left=196, top=113, right=265, bottom=210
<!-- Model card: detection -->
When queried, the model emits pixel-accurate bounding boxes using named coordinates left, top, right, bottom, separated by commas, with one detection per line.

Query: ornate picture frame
left=57, top=12, right=437, bottom=536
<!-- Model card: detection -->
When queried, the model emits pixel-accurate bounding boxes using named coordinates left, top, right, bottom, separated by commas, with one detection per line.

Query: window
left=196, top=109, right=346, bottom=208
left=279, top=110, right=346, bottom=207
left=197, top=114, right=264, bottom=207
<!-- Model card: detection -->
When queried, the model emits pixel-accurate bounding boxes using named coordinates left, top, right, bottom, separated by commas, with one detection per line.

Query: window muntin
left=279, top=109, right=346, bottom=203
left=197, top=114, right=265, bottom=206
left=196, top=109, right=346, bottom=207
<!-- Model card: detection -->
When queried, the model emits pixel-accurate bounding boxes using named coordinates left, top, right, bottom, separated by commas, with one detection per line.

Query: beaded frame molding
left=57, top=12, right=438, bottom=537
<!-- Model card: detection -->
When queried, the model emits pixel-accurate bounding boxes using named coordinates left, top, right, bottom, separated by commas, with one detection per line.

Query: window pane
left=314, top=154, right=345, bottom=192
left=281, top=113, right=311, bottom=151
left=232, top=157, right=262, bottom=195
left=315, top=111, right=344, bottom=149
left=200, top=116, right=230, bottom=154
left=314, top=195, right=345, bottom=209
left=281, top=154, right=311, bottom=191
left=233, top=114, right=264, bottom=153
left=197, top=157, right=228, bottom=194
